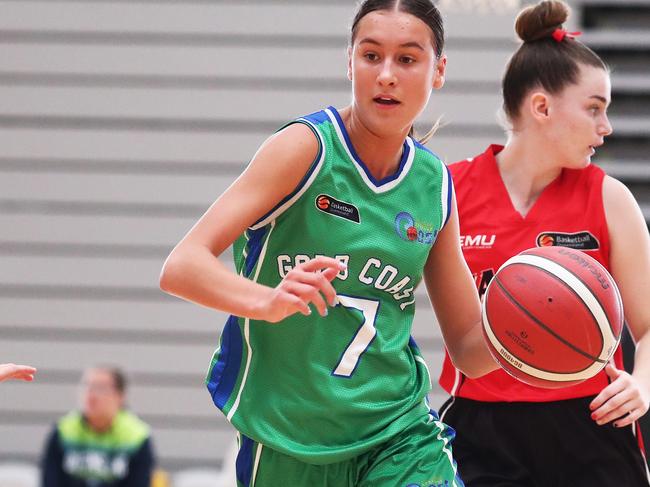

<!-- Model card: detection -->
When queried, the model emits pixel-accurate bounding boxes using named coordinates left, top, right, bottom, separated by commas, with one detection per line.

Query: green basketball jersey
left=206, top=106, right=453, bottom=465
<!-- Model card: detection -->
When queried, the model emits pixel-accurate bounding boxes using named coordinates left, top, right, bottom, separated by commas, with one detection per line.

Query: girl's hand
left=589, top=363, right=650, bottom=427
left=256, top=257, right=345, bottom=323
left=0, top=363, right=37, bottom=383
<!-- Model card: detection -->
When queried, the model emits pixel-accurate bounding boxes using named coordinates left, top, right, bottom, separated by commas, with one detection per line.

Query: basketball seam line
left=494, top=275, right=607, bottom=365
left=527, top=250, right=623, bottom=336
left=518, top=257, right=613, bottom=354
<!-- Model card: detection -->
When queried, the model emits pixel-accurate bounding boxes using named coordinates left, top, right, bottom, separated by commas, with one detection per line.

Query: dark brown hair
left=90, top=365, right=128, bottom=394
left=351, top=0, right=444, bottom=58
left=503, top=0, right=607, bottom=122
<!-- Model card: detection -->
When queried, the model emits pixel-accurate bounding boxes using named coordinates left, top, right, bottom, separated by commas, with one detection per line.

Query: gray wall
left=0, top=0, right=521, bottom=473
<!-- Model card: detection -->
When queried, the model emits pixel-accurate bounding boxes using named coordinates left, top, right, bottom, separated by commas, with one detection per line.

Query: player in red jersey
left=438, top=1, right=650, bottom=485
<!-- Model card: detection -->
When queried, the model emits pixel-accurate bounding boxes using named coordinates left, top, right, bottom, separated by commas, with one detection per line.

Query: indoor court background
left=0, top=0, right=648, bottom=480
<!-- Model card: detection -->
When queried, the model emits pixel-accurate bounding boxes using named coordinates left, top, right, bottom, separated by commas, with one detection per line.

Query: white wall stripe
left=482, top=253, right=619, bottom=383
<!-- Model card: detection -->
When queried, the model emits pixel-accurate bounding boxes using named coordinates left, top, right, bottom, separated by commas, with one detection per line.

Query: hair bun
left=515, top=0, right=570, bottom=43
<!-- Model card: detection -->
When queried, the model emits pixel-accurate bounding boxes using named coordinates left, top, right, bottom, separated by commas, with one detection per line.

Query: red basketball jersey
left=439, top=144, right=623, bottom=402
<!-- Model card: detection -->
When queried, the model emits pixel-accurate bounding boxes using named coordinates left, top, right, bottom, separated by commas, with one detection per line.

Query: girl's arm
left=423, top=192, right=498, bottom=378
left=590, top=175, right=650, bottom=426
left=160, top=123, right=342, bottom=323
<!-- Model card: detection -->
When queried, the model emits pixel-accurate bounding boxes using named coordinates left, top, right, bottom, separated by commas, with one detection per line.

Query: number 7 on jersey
left=332, top=295, right=380, bottom=377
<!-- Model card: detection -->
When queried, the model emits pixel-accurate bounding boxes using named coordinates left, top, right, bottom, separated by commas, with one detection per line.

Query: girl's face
left=348, top=9, right=446, bottom=137
left=80, top=369, right=123, bottom=427
left=545, top=65, right=613, bottom=169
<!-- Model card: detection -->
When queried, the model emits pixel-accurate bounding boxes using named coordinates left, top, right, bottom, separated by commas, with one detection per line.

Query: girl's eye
left=590, top=106, right=602, bottom=115
left=364, top=52, right=379, bottom=61
left=400, top=56, right=415, bottom=64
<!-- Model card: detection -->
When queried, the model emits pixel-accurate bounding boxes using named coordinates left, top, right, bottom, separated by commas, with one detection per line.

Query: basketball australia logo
left=536, top=231, right=600, bottom=250
left=315, top=194, right=360, bottom=224
left=394, top=211, right=437, bottom=245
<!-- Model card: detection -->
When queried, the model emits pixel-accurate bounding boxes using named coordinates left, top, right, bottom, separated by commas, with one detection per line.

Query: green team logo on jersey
left=395, top=211, right=438, bottom=245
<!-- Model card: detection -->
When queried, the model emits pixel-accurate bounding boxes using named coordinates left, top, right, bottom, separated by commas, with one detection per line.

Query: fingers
left=283, top=280, right=330, bottom=317
left=282, top=293, right=313, bottom=318
left=604, top=362, right=622, bottom=380
left=590, top=368, right=649, bottom=427
left=589, top=363, right=625, bottom=411
left=0, top=364, right=37, bottom=383
left=299, top=256, right=345, bottom=274
left=591, top=390, right=635, bottom=426
left=266, top=257, right=345, bottom=321
left=285, top=258, right=345, bottom=312
left=17, top=365, right=37, bottom=381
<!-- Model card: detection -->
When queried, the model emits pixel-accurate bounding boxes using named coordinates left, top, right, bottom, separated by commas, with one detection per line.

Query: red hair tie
left=552, top=28, right=582, bottom=42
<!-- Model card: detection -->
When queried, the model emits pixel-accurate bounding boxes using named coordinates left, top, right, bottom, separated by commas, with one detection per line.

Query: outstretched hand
left=589, top=363, right=650, bottom=428
left=258, top=256, right=345, bottom=323
left=0, top=363, right=37, bottom=383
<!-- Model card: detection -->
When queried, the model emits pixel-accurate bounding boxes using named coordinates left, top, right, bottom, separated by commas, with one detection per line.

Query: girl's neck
left=496, top=133, right=563, bottom=217
left=340, top=106, right=408, bottom=181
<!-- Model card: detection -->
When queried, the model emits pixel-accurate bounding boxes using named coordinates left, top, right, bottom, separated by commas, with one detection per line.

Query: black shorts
left=440, top=396, right=650, bottom=487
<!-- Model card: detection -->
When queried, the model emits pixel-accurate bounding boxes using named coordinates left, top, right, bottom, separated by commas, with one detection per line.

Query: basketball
left=482, top=246, right=624, bottom=389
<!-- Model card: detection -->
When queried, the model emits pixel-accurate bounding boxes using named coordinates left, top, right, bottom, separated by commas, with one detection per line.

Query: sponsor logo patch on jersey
left=394, top=211, right=437, bottom=245
left=536, top=231, right=600, bottom=250
left=315, top=194, right=360, bottom=224
left=460, top=234, right=496, bottom=249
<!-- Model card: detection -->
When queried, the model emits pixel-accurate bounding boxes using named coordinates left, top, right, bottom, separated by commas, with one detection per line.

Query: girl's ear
left=433, top=54, right=447, bottom=90
left=347, top=46, right=353, bottom=81
left=529, top=91, right=551, bottom=121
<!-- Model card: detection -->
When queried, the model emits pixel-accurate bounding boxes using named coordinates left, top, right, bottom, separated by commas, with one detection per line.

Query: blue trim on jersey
left=443, top=165, right=453, bottom=227
left=428, top=408, right=440, bottom=421
left=236, top=435, right=255, bottom=487
left=413, top=139, right=443, bottom=161
left=244, top=226, right=269, bottom=278
left=408, top=335, right=421, bottom=351
left=207, top=315, right=243, bottom=410
left=251, top=120, right=323, bottom=228
left=302, top=109, right=330, bottom=125
left=328, top=106, right=411, bottom=187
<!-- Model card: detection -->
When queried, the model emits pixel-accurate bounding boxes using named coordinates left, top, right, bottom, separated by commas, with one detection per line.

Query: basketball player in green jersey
left=160, top=1, right=498, bottom=485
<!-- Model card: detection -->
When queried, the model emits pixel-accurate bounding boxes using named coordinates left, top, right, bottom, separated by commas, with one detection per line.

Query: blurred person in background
left=41, top=366, right=155, bottom=487
left=0, top=363, right=36, bottom=382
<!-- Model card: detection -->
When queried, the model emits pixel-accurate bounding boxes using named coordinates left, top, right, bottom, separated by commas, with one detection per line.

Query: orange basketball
left=482, top=246, right=623, bottom=389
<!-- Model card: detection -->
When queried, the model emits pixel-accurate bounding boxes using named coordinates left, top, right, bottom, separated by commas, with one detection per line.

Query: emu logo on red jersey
left=460, top=234, right=496, bottom=249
